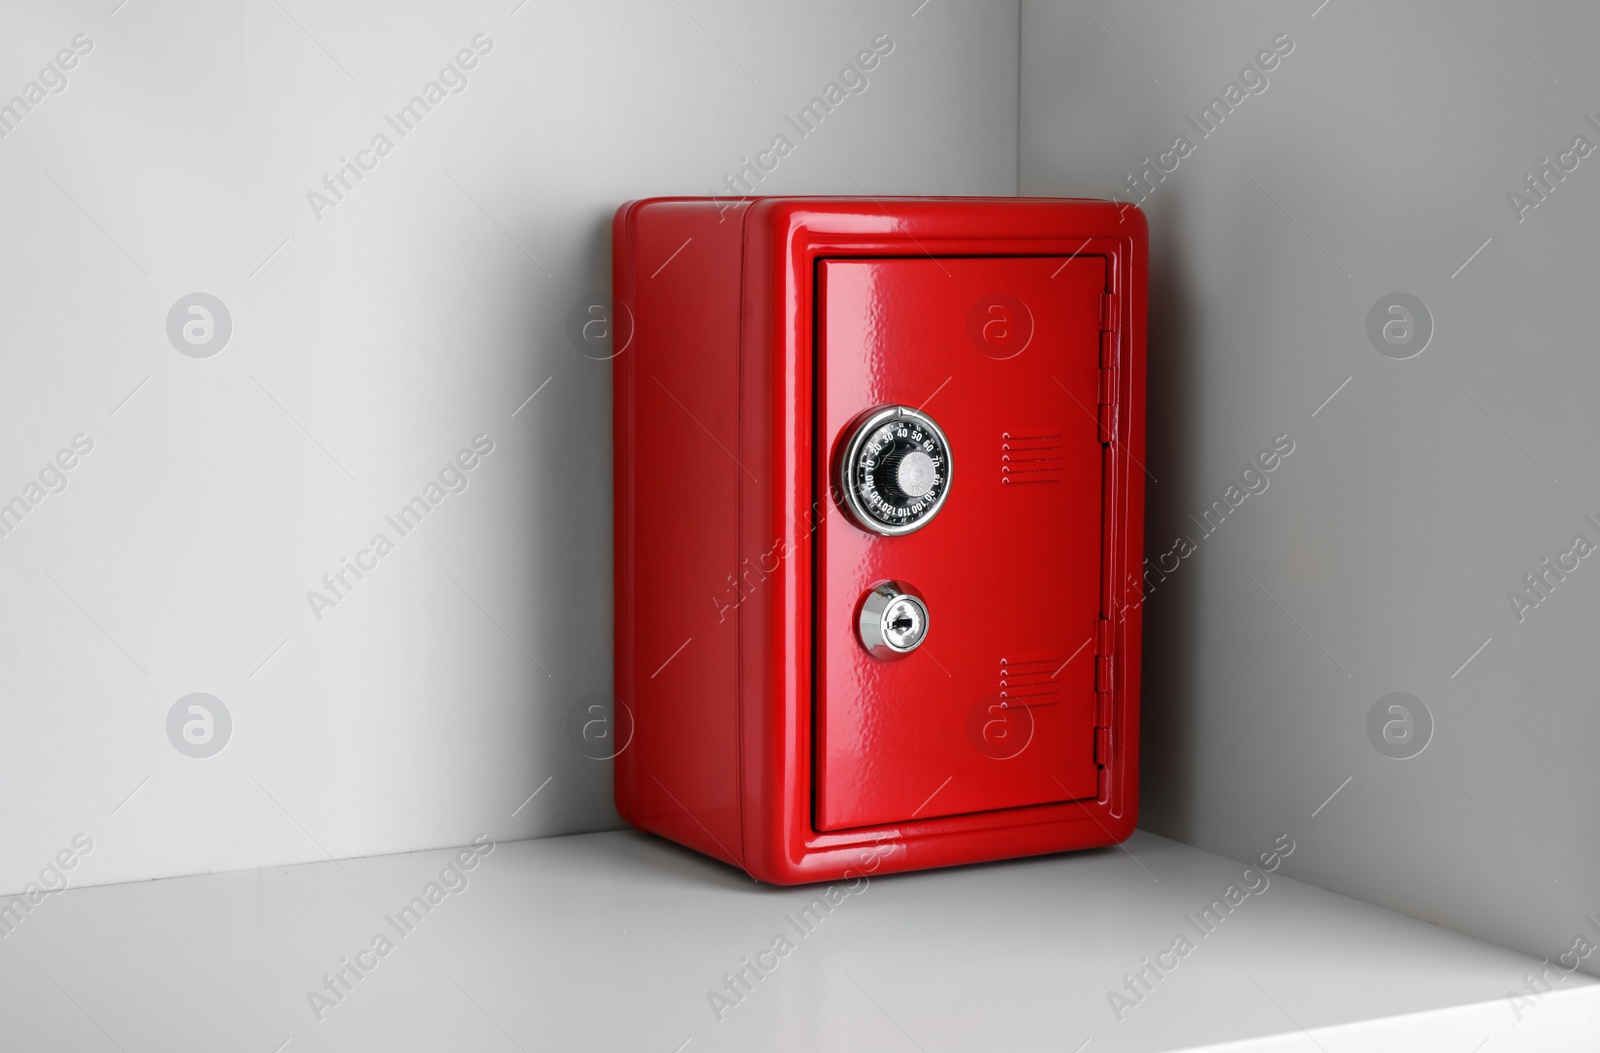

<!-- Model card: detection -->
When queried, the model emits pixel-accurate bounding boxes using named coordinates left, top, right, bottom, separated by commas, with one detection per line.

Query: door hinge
left=1095, top=291, right=1121, bottom=767
left=1093, top=616, right=1113, bottom=765
left=1096, top=366, right=1117, bottom=444
left=1097, top=293, right=1119, bottom=445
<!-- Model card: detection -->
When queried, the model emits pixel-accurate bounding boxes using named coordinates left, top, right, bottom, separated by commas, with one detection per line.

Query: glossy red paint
left=614, top=197, right=1146, bottom=885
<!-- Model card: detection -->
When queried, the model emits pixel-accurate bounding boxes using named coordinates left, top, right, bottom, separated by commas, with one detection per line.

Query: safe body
left=613, top=197, right=1146, bottom=884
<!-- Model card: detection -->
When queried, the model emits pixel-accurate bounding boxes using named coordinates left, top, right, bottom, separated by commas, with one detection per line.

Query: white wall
left=1022, top=0, right=1600, bottom=975
left=0, top=0, right=1019, bottom=893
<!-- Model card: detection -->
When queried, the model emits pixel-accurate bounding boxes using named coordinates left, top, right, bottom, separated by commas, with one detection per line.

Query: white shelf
left=2, top=829, right=1595, bottom=1051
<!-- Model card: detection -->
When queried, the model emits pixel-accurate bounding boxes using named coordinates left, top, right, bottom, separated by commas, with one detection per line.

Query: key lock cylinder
left=837, top=405, right=951, bottom=659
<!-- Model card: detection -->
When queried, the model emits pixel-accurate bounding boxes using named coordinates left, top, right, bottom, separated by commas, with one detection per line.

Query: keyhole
left=857, top=582, right=929, bottom=659
left=881, top=596, right=927, bottom=651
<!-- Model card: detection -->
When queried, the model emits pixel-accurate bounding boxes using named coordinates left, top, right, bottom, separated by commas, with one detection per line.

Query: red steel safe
left=613, top=197, right=1146, bottom=884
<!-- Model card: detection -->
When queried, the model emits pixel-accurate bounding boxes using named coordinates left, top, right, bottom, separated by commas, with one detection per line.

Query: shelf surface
left=1, top=828, right=1595, bottom=1051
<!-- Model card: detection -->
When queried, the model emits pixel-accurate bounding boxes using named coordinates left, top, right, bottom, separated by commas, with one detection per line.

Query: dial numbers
left=837, top=406, right=953, bottom=535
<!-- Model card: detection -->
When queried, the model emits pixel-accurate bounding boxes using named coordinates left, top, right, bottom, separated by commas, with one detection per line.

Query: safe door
left=814, top=255, right=1109, bottom=831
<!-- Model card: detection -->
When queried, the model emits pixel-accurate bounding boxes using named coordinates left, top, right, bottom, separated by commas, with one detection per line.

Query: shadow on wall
left=1135, top=194, right=1204, bottom=838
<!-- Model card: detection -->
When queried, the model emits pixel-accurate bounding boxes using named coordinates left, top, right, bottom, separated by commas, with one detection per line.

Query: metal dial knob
left=836, top=405, right=952, bottom=536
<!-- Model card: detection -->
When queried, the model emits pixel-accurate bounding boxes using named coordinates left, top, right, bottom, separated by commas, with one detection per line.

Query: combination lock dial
left=836, top=405, right=953, bottom=536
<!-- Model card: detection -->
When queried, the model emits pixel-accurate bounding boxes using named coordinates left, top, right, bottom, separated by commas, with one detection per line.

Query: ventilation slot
left=1000, top=431, right=1063, bottom=485
left=1000, top=655, right=1061, bottom=707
